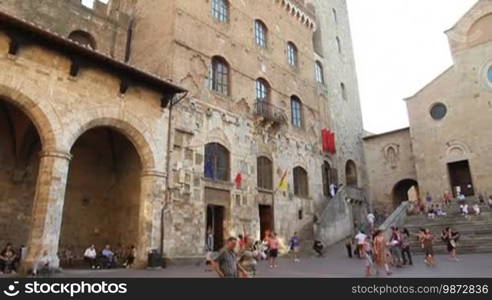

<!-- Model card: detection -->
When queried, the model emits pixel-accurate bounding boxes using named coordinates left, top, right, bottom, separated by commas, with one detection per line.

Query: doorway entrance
left=448, top=160, right=474, bottom=197
left=206, top=205, right=225, bottom=251
left=259, top=205, right=273, bottom=240
left=392, top=179, right=419, bottom=208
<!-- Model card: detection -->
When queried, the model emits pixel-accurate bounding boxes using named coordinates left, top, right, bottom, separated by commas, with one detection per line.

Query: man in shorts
left=213, top=237, right=239, bottom=278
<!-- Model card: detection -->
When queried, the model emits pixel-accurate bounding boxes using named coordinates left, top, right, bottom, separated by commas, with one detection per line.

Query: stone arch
left=65, top=116, right=157, bottom=171
left=0, top=84, right=58, bottom=150
left=392, top=179, right=419, bottom=208
left=445, top=140, right=470, bottom=163
left=205, top=127, right=232, bottom=151
left=467, top=13, right=492, bottom=48
left=68, top=30, right=97, bottom=50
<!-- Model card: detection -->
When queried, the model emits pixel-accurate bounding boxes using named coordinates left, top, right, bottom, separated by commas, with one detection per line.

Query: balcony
left=254, top=100, right=288, bottom=127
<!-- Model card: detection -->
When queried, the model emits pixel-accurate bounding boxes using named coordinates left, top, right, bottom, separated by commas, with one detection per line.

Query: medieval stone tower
left=0, top=0, right=368, bottom=268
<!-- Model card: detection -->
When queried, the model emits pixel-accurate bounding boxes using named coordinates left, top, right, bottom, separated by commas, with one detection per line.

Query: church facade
left=364, top=0, right=492, bottom=213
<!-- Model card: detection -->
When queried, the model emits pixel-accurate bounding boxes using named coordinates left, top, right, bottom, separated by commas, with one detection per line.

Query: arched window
left=340, top=82, right=347, bottom=100
left=290, top=96, right=302, bottom=128
left=255, top=20, right=267, bottom=48
left=212, top=0, right=229, bottom=23
left=256, top=78, right=270, bottom=102
left=321, top=161, right=331, bottom=197
left=204, top=143, right=230, bottom=181
left=210, top=56, right=230, bottom=95
left=345, top=160, right=358, bottom=187
left=287, top=42, right=298, bottom=66
left=68, top=30, right=96, bottom=50
left=293, top=166, right=309, bottom=197
left=336, top=36, right=342, bottom=54
left=312, top=27, right=323, bottom=56
left=315, top=61, right=324, bottom=83
left=488, top=66, right=492, bottom=84
left=332, top=8, right=338, bottom=24
left=257, top=156, right=273, bottom=190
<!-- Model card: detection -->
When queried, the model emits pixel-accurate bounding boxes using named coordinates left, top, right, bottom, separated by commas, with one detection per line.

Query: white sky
left=347, top=0, right=477, bottom=134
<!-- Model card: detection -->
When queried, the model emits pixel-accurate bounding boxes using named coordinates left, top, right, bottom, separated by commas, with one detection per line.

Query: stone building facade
left=0, top=0, right=367, bottom=269
left=364, top=0, right=492, bottom=213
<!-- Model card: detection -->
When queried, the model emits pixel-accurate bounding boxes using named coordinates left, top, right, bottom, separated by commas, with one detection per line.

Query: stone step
left=410, top=244, right=492, bottom=255
left=402, top=203, right=492, bottom=255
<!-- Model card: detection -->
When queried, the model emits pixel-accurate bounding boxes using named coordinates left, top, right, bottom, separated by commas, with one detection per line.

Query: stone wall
left=0, top=101, right=40, bottom=247
left=363, top=128, right=417, bottom=214
left=0, top=30, right=171, bottom=267
left=0, top=0, right=131, bottom=60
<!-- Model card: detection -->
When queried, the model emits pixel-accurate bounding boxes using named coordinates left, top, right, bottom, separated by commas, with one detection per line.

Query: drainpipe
left=160, top=91, right=188, bottom=258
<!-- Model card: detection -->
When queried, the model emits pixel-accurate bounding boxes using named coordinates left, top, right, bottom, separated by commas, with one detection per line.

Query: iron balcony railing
left=254, top=100, right=288, bottom=125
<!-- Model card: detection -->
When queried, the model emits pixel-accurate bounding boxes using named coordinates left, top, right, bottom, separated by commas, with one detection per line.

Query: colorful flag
left=279, top=170, right=288, bottom=191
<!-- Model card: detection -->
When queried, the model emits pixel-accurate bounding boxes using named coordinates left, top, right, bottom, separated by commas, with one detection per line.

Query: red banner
left=322, top=129, right=336, bottom=154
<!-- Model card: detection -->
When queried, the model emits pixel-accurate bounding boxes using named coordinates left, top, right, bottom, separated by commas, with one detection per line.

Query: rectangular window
left=212, top=0, right=229, bottom=23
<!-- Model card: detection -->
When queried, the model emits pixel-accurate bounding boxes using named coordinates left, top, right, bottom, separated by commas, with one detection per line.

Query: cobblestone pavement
left=54, top=243, right=492, bottom=278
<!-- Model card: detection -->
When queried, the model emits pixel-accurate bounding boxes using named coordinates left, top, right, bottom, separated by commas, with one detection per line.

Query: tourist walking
left=362, top=236, right=374, bottom=276
left=421, top=229, right=436, bottom=267
left=354, top=230, right=367, bottom=259
left=267, top=232, right=280, bottom=268
left=367, top=212, right=375, bottom=231
left=400, top=228, right=413, bottom=266
left=288, top=232, right=301, bottom=262
left=373, top=230, right=391, bottom=276
left=313, top=240, right=324, bottom=257
left=441, top=227, right=460, bottom=261
left=212, top=237, right=239, bottom=278
left=237, top=235, right=257, bottom=278
left=123, top=245, right=137, bottom=269
left=345, top=236, right=353, bottom=258
left=389, top=227, right=402, bottom=267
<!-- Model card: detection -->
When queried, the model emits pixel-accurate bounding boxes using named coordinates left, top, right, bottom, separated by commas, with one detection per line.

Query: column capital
left=141, top=169, right=167, bottom=178
left=39, top=150, right=72, bottom=161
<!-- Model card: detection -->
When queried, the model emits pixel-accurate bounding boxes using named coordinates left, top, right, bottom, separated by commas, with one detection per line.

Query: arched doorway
left=59, top=127, right=142, bottom=263
left=392, top=179, right=419, bottom=208
left=0, top=99, right=41, bottom=248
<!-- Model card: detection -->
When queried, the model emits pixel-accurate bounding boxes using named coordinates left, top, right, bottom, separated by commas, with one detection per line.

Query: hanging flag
left=329, top=131, right=336, bottom=154
left=321, top=129, right=330, bottom=152
left=279, top=170, right=289, bottom=191
left=204, top=158, right=214, bottom=179
left=234, top=172, right=243, bottom=188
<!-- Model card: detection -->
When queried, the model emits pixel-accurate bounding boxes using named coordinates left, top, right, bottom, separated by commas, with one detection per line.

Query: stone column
left=135, top=169, right=166, bottom=267
left=22, top=150, right=71, bottom=272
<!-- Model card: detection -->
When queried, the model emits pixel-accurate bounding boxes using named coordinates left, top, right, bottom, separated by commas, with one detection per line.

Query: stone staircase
left=403, top=200, right=492, bottom=254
